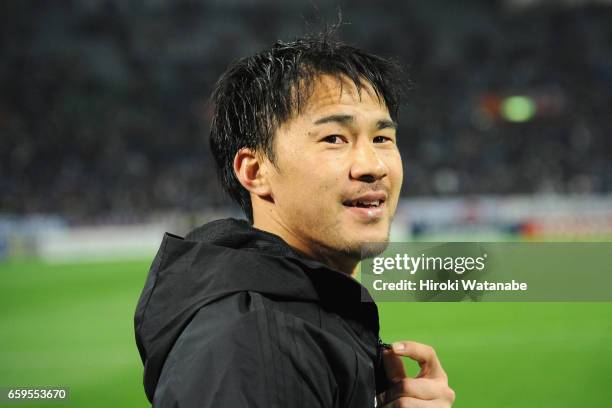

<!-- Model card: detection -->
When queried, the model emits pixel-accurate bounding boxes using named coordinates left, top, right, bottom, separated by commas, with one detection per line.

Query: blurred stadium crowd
left=2, top=0, right=611, bottom=222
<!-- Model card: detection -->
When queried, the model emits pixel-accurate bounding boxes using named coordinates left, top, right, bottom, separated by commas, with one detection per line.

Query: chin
left=359, top=242, right=389, bottom=259
left=343, top=227, right=390, bottom=259
left=355, top=222, right=390, bottom=240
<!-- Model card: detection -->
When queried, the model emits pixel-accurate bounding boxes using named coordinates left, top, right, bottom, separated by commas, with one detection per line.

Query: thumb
left=382, top=349, right=406, bottom=382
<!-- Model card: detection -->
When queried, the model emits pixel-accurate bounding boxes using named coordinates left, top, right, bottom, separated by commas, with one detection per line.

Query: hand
left=378, top=341, right=455, bottom=408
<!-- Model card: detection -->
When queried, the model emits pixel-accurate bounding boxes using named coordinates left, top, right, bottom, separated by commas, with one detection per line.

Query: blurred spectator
left=1, top=0, right=611, bottom=222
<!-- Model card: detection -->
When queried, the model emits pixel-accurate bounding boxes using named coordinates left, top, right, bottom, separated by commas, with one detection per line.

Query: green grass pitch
left=1, top=259, right=611, bottom=407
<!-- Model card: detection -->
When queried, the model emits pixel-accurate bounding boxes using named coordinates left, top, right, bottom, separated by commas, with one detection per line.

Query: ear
left=233, top=148, right=273, bottom=198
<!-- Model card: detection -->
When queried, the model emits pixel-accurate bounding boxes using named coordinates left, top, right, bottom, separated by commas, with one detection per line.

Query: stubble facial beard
left=297, top=211, right=391, bottom=268
left=316, top=221, right=392, bottom=263
left=358, top=240, right=391, bottom=260
left=353, top=208, right=396, bottom=260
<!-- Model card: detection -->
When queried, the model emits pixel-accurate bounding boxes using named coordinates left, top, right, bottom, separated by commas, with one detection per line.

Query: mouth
left=342, top=192, right=387, bottom=220
left=342, top=198, right=385, bottom=208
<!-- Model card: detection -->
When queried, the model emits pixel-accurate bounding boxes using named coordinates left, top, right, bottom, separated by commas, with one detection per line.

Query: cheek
left=386, top=153, right=404, bottom=213
left=291, top=152, right=345, bottom=192
left=283, top=171, right=341, bottom=226
left=273, top=143, right=346, bottom=210
left=386, top=151, right=404, bottom=186
left=274, top=165, right=328, bottom=208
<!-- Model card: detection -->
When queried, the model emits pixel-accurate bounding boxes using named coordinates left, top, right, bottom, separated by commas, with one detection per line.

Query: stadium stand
left=1, top=0, right=611, bottom=223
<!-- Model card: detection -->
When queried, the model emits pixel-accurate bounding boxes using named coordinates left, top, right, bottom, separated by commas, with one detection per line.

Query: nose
left=349, top=139, right=388, bottom=182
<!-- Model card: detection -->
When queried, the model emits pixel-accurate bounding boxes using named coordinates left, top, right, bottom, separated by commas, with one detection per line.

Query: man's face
left=261, top=74, right=403, bottom=261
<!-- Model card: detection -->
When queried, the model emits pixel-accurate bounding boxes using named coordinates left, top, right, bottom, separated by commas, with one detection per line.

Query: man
left=135, top=34, right=455, bottom=407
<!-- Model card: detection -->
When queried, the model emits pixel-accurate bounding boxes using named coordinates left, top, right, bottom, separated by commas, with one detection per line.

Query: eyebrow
left=313, top=114, right=398, bottom=130
left=313, top=114, right=355, bottom=127
left=376, top=119, right=398, bottom=131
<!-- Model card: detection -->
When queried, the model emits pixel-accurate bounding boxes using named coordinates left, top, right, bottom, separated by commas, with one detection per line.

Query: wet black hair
left=209, top=32, right=406, bottom=222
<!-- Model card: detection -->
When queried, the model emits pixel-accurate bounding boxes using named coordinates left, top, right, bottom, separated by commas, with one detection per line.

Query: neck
left=253, top=209, right=358, bottom=276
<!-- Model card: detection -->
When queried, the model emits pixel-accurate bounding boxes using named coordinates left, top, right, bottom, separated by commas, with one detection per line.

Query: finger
left=391, top=341, right=446, bottom=380
left=383, top=377, right=448, bottom=402
left=382, top=348, right=406, bottom=382
left=382, top=396, right=435, bottom=408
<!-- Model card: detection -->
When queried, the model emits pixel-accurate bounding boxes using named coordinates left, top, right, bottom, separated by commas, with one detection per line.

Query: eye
left=322, top=135, right=346, bottom=144
left=373, top=135, right=393, bottom=143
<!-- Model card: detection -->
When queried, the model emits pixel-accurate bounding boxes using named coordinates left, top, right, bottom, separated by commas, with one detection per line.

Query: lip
left=344, top=201, right=386, bottom=220
left=346, top=191, right=387, bottom=203
left=342, top=191, right=388, bottom=220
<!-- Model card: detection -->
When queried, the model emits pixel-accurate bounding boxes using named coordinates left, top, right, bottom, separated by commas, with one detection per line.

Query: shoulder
left=154, top=292, right=339, bottom=407
left=167, top=291, right=329, bottom=365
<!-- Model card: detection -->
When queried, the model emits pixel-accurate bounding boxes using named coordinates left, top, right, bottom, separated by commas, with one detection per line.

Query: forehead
left=297, top=74, right=390, bottom=118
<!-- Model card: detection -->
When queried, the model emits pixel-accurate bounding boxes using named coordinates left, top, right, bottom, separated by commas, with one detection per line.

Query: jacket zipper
left=377, top=337, right=392, bottom=367
left=374, top=338, right=393, bottom=406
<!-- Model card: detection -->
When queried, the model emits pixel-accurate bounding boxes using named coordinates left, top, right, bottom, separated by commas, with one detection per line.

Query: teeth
left=354, top=200, right=380, bottom=207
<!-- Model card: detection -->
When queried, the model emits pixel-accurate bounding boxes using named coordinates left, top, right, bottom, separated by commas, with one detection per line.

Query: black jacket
left=134, top=218, right=390, bottom=407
